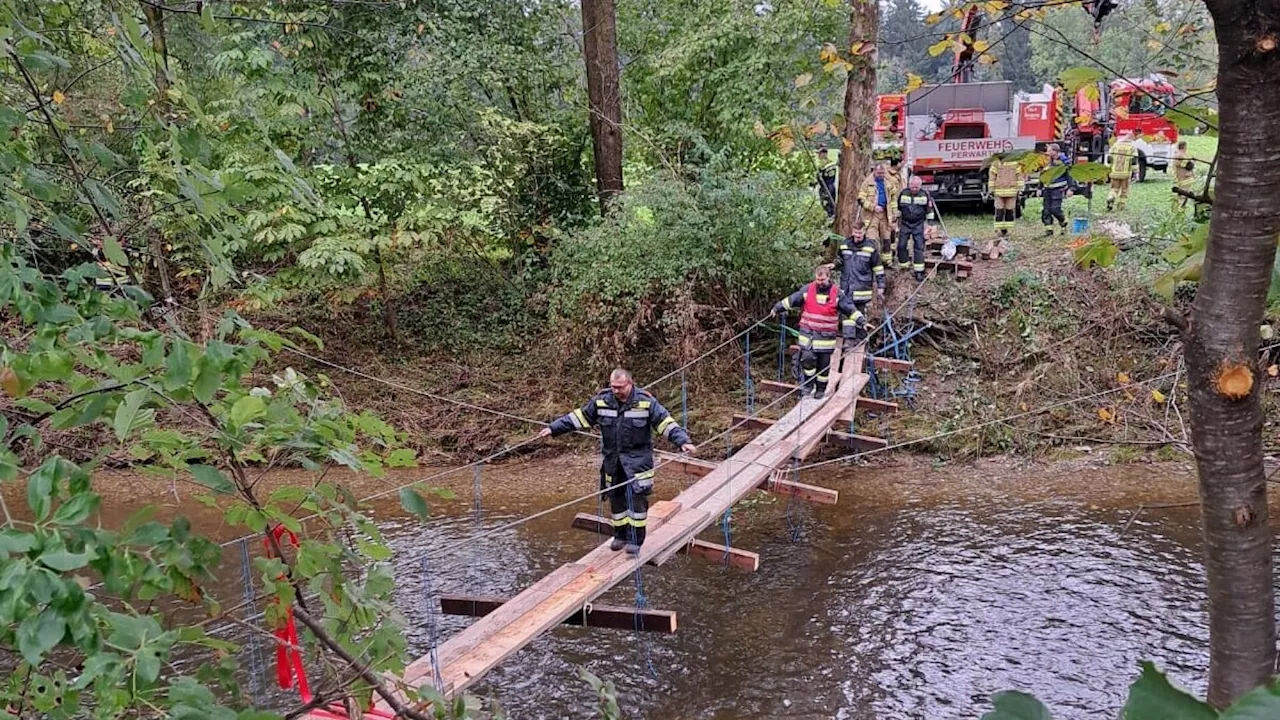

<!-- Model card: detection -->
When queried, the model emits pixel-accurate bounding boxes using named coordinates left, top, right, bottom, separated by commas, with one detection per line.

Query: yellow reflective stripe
left=595, top=399, right=608, bottom=407
left=637, top=400, right=651, bottom=409
left=852, top=289, right=873, bottom=298
left=811, top=339, right=837, bottom=350
left=782, top=298, right=793, bottom=310
left=913, top=263, right=925, bottom=271
left=858, top=248, right=874, bottom=256
left=572, top=409, right=589, bottom=428
left=635, top=469, right=655, bottom=480
left=657, top=416, right=676, bottom=434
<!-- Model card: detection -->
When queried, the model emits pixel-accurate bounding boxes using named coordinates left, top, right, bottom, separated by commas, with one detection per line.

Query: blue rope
left=784, top=456, right=802, bottom=543
left=744, top=330, right=755, bottom=416
left=473, top=463, right=483, bottom=520
left=238, top=538, right=265, bottom=704
left=720, top=508, right=733, bottom=566
left=419, top=556, right=445, bottom=692
left=681, top=369, right=688, bottom=429
left=625, top=485, right=658, bottom=677
left=776, top=316, right=787, bottom=381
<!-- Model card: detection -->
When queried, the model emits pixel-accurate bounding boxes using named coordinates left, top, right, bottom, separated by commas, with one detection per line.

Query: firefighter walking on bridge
left=539, top=370, right=695, bottom=555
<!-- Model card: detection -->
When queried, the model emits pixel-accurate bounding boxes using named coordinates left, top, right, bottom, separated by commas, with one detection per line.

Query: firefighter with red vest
left=773, top=265, right=862, bottom=399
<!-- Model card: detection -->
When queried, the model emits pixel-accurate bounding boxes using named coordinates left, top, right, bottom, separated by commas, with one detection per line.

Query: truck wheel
left=1136, top=151, right=1149, bottom=183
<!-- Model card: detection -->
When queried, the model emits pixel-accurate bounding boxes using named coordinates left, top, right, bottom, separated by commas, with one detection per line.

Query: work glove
left=773, top=303, right=786, bottom=318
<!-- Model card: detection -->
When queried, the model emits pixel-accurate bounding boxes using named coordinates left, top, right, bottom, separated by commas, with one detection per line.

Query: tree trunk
left=374, top=247, right=399, bottom=345
left=581, top=0, right=624, bottom=213
left=834, top=0, right=878, bottom=236
left=1186, top=1, right=1280, bottom=707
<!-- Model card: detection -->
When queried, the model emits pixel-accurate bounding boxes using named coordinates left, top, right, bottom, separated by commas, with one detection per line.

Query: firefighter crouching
left=1107, top=130, right=1136, bottom=212
left=986, top=153, right=1024, bottom=259
left=1041, top=143, right=1072, bottom=235
left=538, top=369, right=696, bottom=555
left=858, top=162, right=902, bottom=266
left=1172, top=140, right=1195, bottom=208
left=896, top=175, right=934, bottom=280
left=773, top=265, right=863, bottom=400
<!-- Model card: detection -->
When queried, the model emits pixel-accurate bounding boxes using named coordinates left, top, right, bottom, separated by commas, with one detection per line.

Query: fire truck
left=875, top=75, right=1181, bottom=203
left=1016, top=75, right=1181, bottom=181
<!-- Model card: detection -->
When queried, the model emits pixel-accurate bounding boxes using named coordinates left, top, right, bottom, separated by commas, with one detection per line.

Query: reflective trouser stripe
left=913, top=263, right=925, bottom=272
left=852, top=290, right=873, bottom=299
left=611, top=511, right=629, bottom=527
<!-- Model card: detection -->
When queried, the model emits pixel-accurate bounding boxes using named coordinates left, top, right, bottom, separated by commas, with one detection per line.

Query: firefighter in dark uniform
left=835, top=226, right=883, bottom=336
left=896, top=175, right=934, bottom=281
left=539, top=369, right=695, bottom=555
left=816, top=145, right=838, bottom=219
left=773, top=265, right=862, bottom=399
left=1041, top=143, right=1071, bottom=235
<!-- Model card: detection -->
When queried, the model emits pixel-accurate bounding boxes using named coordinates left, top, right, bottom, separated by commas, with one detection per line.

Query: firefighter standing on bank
left=1107, top=130, right=1136, bottom=212
left=986, top=153, right=1024, bottom=258
left=1041, top=143, right=1072, bottom=235
left=773, top=265, right=862, bottom=400
left=858, top=163, right=901, bottom=266
left=538, top=369, right=695, bottom=555
left=896, top=175, right=934, bottom=280
left=815, top=145, right=838, bottom=219
left=1172, top=140, right=1195, bottom=208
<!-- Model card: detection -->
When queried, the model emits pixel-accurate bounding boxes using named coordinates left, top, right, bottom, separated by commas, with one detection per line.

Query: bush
left=548, top=167, right=822, bottom=364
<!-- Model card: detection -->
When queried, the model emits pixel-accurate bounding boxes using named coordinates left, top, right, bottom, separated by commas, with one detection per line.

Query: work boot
left=914, top=270, right=926, bottom=282
left=610, top=538, right=625, bottom=552
left=813, top=387, right=826, bottom=400
left=1106, top=199, right=1115, bottom=212
left=1043, top=227, right=1054, bottom=237
left=625, top=543, right=641, bottom=556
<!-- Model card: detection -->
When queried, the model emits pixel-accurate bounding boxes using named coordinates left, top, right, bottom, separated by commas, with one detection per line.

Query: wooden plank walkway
left=355, top=342, right=876, bottom=714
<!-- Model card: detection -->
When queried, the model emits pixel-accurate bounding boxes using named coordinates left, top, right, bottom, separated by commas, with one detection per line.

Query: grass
left=929, top=135, right=1218, bottom=257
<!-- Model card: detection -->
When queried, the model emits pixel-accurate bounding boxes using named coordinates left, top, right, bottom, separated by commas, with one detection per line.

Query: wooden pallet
left=924, top=256, right=973, bottom=280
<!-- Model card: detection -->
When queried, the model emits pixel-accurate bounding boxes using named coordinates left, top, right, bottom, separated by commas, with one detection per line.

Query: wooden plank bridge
left=326, top=342, right=906, bottom=715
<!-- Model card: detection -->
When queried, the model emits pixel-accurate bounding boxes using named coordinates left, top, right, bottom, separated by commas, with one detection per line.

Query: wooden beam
left=869, top=356, right=913, bottom=372
left=731, top=413, right=776, bottom=432
left=439, top=595, right=677, bottom=633
left=759, top=380, right=898, bottom=414
left=856, top=397, right=899, bottom=414
left=732, top=413, right=887, bottom=452
left=784, top=346, right=913, bottom=372
left=657, top=455, right=716, bottom=477
left=763, top=475, right=839, bottom=504
left=571, top=513, right=759, bottom=571
left=827, top=429, right=890, bottom=451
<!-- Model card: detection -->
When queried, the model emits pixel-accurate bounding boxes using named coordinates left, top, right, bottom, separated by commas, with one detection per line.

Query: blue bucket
left=1071, top=217, right=1089, bottom=235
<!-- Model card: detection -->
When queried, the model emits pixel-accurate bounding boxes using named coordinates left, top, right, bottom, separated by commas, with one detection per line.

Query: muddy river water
left=79, top=456, right=1226, bottom=718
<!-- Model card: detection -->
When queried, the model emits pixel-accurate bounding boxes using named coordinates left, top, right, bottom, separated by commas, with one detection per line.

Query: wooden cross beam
left=784, top=346, right=913, bottom=372
left=570, top=513, right=761, bottom=571
left=438, top=595, right=677, bottom=633
left=756, top=380, right=899, bottom=414
left=662, top=456, right=838, bottom=505
left=731, top=413, right=887, bottom=453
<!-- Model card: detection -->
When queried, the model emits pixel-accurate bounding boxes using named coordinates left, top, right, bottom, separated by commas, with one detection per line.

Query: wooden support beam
left=732, top=413, right=887, bottom=453
left=439, top=595, right=677, bottom=633
left=827, top=429, right=890, bottom=452
left=784, top=346, right=913, bottom=372
left=658, top=455, right=716, bottom=477
left=763, top=474, right=839, bottom=504
left=758, top=380, right=898, bottom=414
left=571, top=513, right=760, bottom=571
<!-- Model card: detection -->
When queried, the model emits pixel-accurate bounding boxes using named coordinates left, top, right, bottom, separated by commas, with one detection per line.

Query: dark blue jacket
left=549, top=387, right=691, bottom=493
